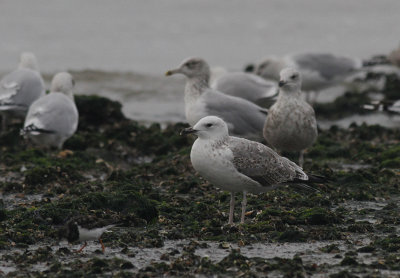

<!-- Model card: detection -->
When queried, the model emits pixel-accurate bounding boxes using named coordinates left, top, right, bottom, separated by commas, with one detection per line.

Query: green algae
left=374, top=235, right=400, bottom=252
left=0, top=91, right=399, bottom=277
left=314, top=92, right=371, bottom=120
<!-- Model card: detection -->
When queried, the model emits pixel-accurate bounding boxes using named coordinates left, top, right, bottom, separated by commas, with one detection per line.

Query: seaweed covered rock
left=75, top=95, right=125, bottom=128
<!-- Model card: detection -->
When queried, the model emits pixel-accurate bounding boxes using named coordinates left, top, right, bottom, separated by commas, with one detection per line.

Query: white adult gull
left=21, top=72, right=78, bottom=149
left=166, top=57, right=268, bottom=141
left=211, top=71, right=278, bottom=107
left=181, top=116, right=323, bottom=225
left=264, top=68, right=318, bottom=167
left=256, top=52, right=362, bottom=101
left=0, top=52, right=45, bottom=131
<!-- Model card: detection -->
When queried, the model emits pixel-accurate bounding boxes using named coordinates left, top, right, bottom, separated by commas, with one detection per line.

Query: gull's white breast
left=190, top=139, right=258, bottom=192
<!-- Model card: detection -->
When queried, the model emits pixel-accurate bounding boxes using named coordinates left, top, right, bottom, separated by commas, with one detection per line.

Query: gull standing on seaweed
left=181, top=116, right=323, bottom=225
left=58, top=216, right=115, bottom=253
left=0, top=52, right=45, bottom=132
left=21, top=72, right=78, bottom=149
left=255, top=52, right=362, bottom=101
left=211, top=71, right=278, bottom=107
left=263, top=68, right=318, bottom=167
left=166, top=57, right=268, bottom=141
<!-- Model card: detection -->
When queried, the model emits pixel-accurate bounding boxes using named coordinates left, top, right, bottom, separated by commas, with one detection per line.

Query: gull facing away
left=255, top=52, right=362, bottom=101
left=181, top=116, right=323, bottom=225
left=21, top=72, right=78, bottom=149
left=0, top=52, right=45, bottom=131
left=211, top=71, right=278, bottom=107
left=166, top=57, right=268, bottom=141
left=264, top=68, right=318, bottom=167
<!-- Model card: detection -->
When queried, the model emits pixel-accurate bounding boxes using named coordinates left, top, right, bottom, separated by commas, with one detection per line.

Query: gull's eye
left=186, top=61, right=197, bottom=69
left=205, top=123, right=213, bottom=128
left=291, top=74, right=298, bottom=79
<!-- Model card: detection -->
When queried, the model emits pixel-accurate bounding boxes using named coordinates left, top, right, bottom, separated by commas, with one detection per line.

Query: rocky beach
left=0, top=55, right=399, bottom=277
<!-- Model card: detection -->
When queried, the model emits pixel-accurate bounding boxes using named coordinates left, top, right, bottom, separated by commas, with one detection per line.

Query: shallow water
left=1, top=0, right=400, bottom=74
left=1, top=1, right=400, bottom=128
left=20, top=70, right=395, bottom=128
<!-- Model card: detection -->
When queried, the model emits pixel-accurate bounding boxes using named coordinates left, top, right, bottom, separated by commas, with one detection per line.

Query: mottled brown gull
left=263, top=68, right=318, bottom=167
left=0, top=52, right=45, bottom=131
left=21, top=72, right=78, bottom=149
left=181, top=116, right=322, bottom=225
left=166, top=57, right=268, bottom=141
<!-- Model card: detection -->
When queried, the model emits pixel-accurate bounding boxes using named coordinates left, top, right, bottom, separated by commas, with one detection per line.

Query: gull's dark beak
left=278, top=80, right=286, bottom=87
left=180, top=127, right=197, bottom=136
left=165, top=68, right=180, bottom=76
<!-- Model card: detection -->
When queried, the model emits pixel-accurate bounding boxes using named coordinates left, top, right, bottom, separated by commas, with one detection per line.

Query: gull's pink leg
left=240, top=191, right=247, bottom=224
left=228, top=192, right=235, bottom=225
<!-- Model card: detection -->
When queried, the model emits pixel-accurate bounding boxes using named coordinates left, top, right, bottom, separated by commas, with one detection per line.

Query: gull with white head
left=21, top=72, right=78, bottom=149
left=166, top=57, right=268, bottom=141
left=263, top=68, right=318, bottom=167
left=0, top=52, right=45, bottom=131
left=181, top=116, right=323, bottom=225
left=256, top=53, right=362, bottom=102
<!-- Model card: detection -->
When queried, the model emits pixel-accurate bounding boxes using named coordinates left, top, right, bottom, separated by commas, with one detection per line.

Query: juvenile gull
left=21, top=72, right=78, bottom=149
left=264, top=68, right=318, bottom=167
left=181, top=116, right=322, bottom=225
left=211, top=72, right=278, bottom=107
left=256, top=52, right=362, bottom=101
left=166, top=57, right=268, bottom=141
left=0, top=52, right=45, bottom=131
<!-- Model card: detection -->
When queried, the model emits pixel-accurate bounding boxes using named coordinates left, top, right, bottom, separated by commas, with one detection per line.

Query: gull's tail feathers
left=20, top=123, right=56, bottom=136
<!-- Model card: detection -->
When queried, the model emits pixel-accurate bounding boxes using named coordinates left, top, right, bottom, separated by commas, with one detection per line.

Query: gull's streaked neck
left=197, top=133, right=229, bottom=147
left=185, top=75, right=210, bottom=96
left=278, top=86, right=302, bottom=99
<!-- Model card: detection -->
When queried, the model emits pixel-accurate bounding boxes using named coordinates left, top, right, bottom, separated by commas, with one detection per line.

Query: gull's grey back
left=203, top=89, right=267, bottom=141
left=214, top=72, right=277, bottom=104
left=292, top=53, right=360, bottom=80
left=26, top=93, right=78, bottom=136
left=0, top=68, right=44, bottom=107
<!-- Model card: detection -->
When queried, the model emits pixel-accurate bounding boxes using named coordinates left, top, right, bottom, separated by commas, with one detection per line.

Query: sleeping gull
left=0, top=52, right=45, bottom=131
left=264, top=68, right=318, bottom=167
left=181, top=116, right=323, bottom=225
left=255, top=52, right=362, bottom=101
left=211, top=72, right=278, bottom=107
left=166, top=57, right=268, bottom=141
left=21, top=72, right=78, bottom=149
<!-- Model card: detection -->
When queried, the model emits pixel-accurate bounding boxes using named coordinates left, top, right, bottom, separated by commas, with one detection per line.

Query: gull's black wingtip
left=308, top=174, right=330, bottom=183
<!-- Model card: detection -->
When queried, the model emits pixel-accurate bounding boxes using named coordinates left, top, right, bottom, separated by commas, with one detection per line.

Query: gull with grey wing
left=181, top=116, right=323, bottom=225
